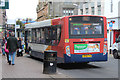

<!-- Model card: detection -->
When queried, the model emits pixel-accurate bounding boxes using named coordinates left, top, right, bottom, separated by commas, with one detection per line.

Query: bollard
left=43, top=50, right=57, bottom=74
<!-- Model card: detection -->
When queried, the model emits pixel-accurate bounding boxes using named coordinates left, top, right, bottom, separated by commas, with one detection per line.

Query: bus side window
left=118, top=35, right=120, bottom=41
left=32, top=29, right=37, bottom=43
left=45, top=27, right=52, bottom=45
left=36, top=28, right=41, bottom=43
left=40, top=25, right=61, bottom=46
left=51, top=25, right=61, bottom=45
left=40, top=28, right=45, bottom=44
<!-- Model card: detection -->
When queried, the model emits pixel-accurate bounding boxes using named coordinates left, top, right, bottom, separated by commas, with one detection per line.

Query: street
left=57, top=54, right=118, bottom=78
left=2, top=53, right=118, bottom=79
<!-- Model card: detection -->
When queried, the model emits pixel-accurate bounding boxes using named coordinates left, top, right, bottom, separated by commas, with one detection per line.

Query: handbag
left=19, top=48, right=22, bottom=52
left=5, top=43, right=9, bottom=53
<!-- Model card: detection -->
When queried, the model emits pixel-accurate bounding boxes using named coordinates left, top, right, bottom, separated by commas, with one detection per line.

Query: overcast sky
left=6, top=0, right=38, bottom=24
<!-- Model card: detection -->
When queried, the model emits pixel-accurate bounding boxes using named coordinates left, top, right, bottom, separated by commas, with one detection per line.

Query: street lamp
left=73, top=3, right=79, bottom=15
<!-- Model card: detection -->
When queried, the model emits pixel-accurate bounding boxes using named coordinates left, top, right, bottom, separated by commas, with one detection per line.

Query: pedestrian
left=0, top=43, right=2, bottom=54
left=2, top=37, right=5, bottom=56
left=25, top=40, right=29, bottom=54
left=21, top=38, right=24, bottom=55
left=7, top=32, right=18, bottom=65
left=17, top=37, right=23, bottom=57
left=5, top=41, right=9, bottom=63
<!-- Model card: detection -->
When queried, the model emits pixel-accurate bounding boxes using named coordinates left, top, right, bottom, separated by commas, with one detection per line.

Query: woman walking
left=5, top=41, right=9, bottom=63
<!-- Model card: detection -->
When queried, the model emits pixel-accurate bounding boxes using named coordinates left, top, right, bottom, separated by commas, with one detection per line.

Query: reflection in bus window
left=36, top=29, right=41, bottom=43
left=70, top=23, right=102, bottom=35
left=29, top=25, right=61, bottom=45
left=32, top=29, right=37, bottom=43
left=45, top=27, right=52, bottom=45
left=27, top=30, right=32, bottom=43
left=57, top=27, right=61, bottom=41
left=41, top=28, right=45, bottom=44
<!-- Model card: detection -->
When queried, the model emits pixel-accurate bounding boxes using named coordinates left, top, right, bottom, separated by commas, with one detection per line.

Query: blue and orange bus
left=25, top=15, right=108, bottom=63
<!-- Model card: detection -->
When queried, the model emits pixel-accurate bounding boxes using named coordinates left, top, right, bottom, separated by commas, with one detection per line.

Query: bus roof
left=25, top=19, right=52, bottom=29
left=25, top=17, right=64, bottom=29
left=25, top=15, right=106, bottom=29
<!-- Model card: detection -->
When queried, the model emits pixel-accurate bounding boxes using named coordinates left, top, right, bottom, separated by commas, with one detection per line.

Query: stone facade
left=78, top=0, right=104, bottom=15
left=0, top=9, right=7, bottom=31
left=36, top=1, right=79, bottom=21
left=0, top=9, right=7, bottom=39
left=36, top=2, right=48, bottom=21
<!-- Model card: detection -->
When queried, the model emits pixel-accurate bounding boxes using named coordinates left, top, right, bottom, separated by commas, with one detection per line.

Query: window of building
left=63, top=8, right=74, bottom=16
left=66, top=10, right=68, bottom=16
left=80, top=9, right=83, bottom=15
left=86, top=8, right=89, bottom=14
left=91, top=7, right=94, bottom=15
left=71, top=10, right=74, bottom=15
left=69, top=10, right=71, bottom=15
left=64, top=2, right=72, bottom=5
left=98, top=5, right=101, bottom=15
left=63, top=10, right=66, bottom=16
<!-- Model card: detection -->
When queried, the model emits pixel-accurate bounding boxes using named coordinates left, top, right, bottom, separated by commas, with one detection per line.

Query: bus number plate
left=82, top=55, right=92, bottom=58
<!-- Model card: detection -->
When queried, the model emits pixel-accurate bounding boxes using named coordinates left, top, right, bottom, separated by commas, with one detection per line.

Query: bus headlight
left=66, top=46, right=71, bottom=57
left=103, top=45, right=107, bottom=55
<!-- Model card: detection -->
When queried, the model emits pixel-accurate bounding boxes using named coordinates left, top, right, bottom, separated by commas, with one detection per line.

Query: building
left=76, top=0, right=120, bottom=50
left=0, top=9, right=7, bottom=39
left=36, top=0, right=120, bottom=50
left=36, top=0, right=79, bottom=21
left=78, top=0, right=104, bottom=15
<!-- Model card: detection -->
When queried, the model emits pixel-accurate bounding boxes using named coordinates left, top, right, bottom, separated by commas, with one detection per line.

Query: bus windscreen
left=69, top=16, right=104, bottom=38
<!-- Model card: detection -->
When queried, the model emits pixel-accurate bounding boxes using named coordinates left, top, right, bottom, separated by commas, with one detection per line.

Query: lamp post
left=73, top=3, right=79, bottom=15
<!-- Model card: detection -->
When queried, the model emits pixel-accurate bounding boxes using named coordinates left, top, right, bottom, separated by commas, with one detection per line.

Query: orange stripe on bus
left=83, top=24, right=91, bottom=25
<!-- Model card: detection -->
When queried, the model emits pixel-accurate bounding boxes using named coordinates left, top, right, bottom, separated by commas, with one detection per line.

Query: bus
left=25, top=15, right=108, bottom=63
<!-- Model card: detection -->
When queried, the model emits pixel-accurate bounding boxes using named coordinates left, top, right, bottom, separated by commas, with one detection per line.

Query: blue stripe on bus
left=64, top=53, right=108, bottom=63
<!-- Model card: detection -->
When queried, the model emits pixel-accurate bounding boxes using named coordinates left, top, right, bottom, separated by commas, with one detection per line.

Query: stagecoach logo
left=82, top=39, right=94, bottom=41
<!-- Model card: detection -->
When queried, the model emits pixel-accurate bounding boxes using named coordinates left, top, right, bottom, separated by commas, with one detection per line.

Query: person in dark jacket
left=7, top=32, right=18, bottom=65
left=17, top=37, right=23, bottom=57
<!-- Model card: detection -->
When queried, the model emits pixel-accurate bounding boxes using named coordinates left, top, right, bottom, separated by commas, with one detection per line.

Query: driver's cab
left=112, top=35, right=120, bottom=59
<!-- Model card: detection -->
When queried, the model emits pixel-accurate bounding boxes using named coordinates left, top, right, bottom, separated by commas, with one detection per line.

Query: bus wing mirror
left=116, top=40, right=118, bottom=43
left=116, top=39, right=120, bottom=43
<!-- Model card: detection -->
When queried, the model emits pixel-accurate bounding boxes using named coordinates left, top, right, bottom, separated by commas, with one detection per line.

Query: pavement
left=2, top=53, right=70, bottom=79
left=0, top=53, right=2, bottom=80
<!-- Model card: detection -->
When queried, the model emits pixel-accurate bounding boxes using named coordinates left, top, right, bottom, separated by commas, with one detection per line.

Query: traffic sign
left=109, top=22, right=113, bottom=30
left=0, top=0, right=9, bottom=9
left=109, top=22, right=113, bottom=27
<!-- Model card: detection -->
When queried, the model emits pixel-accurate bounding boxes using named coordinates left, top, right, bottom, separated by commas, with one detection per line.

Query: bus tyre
left=113, top=51, right=119, bottom=59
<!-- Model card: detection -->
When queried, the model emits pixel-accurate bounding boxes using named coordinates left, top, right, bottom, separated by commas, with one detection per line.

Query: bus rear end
left=64, top=15, right=107, bottom=63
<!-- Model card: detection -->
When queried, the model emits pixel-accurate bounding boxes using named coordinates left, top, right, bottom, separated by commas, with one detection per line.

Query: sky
left=6, top=0, right=38, bottom=24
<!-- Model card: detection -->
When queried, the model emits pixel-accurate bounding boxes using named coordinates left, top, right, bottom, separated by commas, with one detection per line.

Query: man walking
left=7, top=32, right=18, bottom=65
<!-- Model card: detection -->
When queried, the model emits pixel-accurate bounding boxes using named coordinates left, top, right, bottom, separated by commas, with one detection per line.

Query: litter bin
left=43, top=50, right=57, bottom=74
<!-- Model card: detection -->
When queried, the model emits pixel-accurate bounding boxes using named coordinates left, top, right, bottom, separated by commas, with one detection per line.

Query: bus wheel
left=113, top=51, right=119, bottom=59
